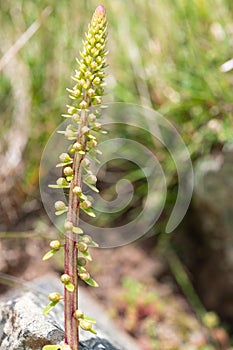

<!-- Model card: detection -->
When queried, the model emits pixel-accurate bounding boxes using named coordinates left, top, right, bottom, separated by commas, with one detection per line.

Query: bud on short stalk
left=64, top=166, right=74, bottom=176
left=61, top=274, right=71, bottom=284
left=78, top=257, right=87, bottom=266
left=48, top=292, right=61, bottom=303
left=73, top=186, right=82, bottom=195
left=64, top=220, right=73, bottom=231
left=77, top=242, right=88, bottom=252
left=50, top=240, right=61, bottom=250
left=79, top=271, right=90, bottom=281
left=55, top=201, right=66, bottom=211
left=81, top=235, right=92, bottom=244
left=73, top=309, right=84, bottom=320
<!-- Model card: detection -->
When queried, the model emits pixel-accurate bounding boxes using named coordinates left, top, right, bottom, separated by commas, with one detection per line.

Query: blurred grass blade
left=0, top=6, right=52, bottom=71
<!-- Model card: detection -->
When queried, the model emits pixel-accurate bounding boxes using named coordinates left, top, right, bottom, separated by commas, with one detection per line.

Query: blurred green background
left=1, top=0, right=232, bottom=191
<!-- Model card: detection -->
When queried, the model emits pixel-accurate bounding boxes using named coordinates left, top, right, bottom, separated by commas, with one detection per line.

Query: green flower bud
left=48, top=292, right=61, bottom=303
left=54, top=201, right=66, bottom=211
left=96, top=56, right=102, bottom=64
left=50, top=240, right=61, bottom=250
left=73, top=309, right=84, bottom=319
left=81, top=235, right=92, bottom=244
left=91, top=61, right=98, bottom=70
left=93, top=77, right=101, bottom=85
left=79, top=100, right=88, bottom=109
left=77, top=242, right=88, bottom=252
left=89, top=113, right=96, bottom=122
left=93, top=122, right=101, bottom=130
left=91, top=47, right=98, bottom=56
left=73, top=186, right=82, bottom=195
left=80, top=200, right=92, bottom=209
left=79, top=271, right=90, bottom=281
left=85, top=70, right=92, bottom=79
left=96, top=87, right=104, bottom=95
left=59, top=153, right=72, bottom=162
left=68, top=106, right=76, bottom=115
left=80, top=63, right=86, bottom=71
left=72, top=113, right=80, bottom=122
left=81, top=126, right=90, bottom=135
left=83, top=81, right=91, bottom=90
left=78, top=78, right=86, bottom=87
left=72, top=142, right=82, bottom=151
left=73, top=89, right=81, bottom=97
left=64, top=166, right=73, bottom=176
left=64, top=221, right=73, bottom=231
left=79, top=320, right=93, bottom=331
left=88, top=139, right=97, bottom=148
left=75, top=70, right=82, bottom=79
left=56, top=177, right=69, bottom=186
left=65, top=129, right=75, bottom=139
left=94, top=96, right=102, bottom=105
left=202, top=312, right=219, bottom=329
left=60, top=274, right=71, bottom=284
left=87, top=88, right=95, bottom=97
left=78, top=257, right=87, bottom=266
left=85, top=174, right=97, bottom=184
left=82, top=158, right=90, bottom=167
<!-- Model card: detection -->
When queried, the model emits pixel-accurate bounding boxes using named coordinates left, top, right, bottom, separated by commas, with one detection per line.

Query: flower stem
left=64, top=107, right=89, bottom=349
left=43, top=5, right=107, bottom=349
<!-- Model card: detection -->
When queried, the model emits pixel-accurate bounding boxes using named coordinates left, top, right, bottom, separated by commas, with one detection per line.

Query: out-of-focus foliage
left=0, top=0, right=232, bottom=219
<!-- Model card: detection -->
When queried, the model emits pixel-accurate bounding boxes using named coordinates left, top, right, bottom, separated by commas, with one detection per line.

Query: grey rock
left=177, top=144, right=233, bottom=322
left=0, top=276, right=140, bottom=350
left=0, top=293, right=64, bottom=350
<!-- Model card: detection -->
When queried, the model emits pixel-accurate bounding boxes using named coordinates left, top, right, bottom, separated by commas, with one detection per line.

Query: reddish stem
left=64, top=107, right=89, bottom=350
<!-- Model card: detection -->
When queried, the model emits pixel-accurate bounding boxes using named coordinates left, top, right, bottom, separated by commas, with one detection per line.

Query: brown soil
left=0, top=217, right=231, bottom=350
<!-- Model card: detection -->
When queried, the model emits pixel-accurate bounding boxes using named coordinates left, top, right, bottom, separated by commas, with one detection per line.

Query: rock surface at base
left=0, top=276, right=140, bottom=350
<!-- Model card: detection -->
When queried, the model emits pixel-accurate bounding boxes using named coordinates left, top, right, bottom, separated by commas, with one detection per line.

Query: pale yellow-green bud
left=79, top=271, right=90, bottom=281
left=78, top=257, right=87, bottom=266
left=80, top=200, right=92, bottom=209
left=81, top=126, right=90, bottom=135
left=73, top=186, right=82, bottom=195
left=85, top=174, right=97, bottom=184
left=81, top=235, right=92, bottom=244
left=50, top=240, right=61, bottom=250
left=48, top=292, right=61, bottom=303
left=79, top=100, right=88, bottom=109
left=77, top=242, right=88, bottom=252
left=60, top=274, right=71, bottom=284
left=87, top=88, right=95, bottom=97
left=82, top=158, right=91, bottom=167
left=72, top=142, right=82, bottom=151
left=54, top=201, right=66, bottom=211
left=79, top=320, right=92, bottom=331
left=64, top=166, right=73, bottom=176
left=59, top=153, right=71, bottom=162
left=56, top=177, right=69, bottom=186
left=89, top=139, right=97, bottom=148
left=73, top=309, right=84, bottom=319
left=68, top=106, right=76, bottom=115
left=64, top=220, right=73, bottom=231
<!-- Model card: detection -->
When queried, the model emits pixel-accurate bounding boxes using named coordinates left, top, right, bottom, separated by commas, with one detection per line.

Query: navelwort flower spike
left=42, top=5, right=108, bottom=350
